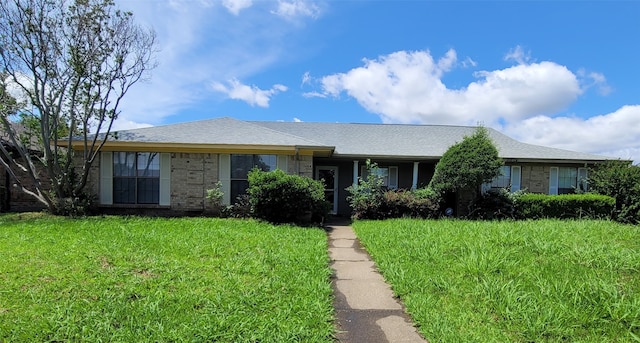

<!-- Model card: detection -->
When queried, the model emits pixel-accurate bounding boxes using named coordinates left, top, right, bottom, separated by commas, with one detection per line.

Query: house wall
left=171, top=153, right=219, bottom=213
left=0, top=160, right=49, bottom=212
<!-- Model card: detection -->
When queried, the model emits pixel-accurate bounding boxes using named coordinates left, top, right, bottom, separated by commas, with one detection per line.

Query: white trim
left=219, top=154, right=231, bottom=205
left=353, top=160, right=359, bottom=187
left=99, top=152, right=113, bottom=205
left=510, top=165, right=521, bottom=192
left=549, top=167, right=559, bottom=195
left=277, top=155, right=288, bottom=172
left=412, top=162, right=419, bottom=190
left=159, top=153, right=171, bottom=206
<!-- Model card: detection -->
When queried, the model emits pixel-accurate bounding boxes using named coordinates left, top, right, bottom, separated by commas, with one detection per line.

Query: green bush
left=588, top=161, right=640, bottom=224
left=378, top=189, right=439, bottom=219
left=247, top=168, right=330, bottom=225
left=346, top=161, right=440, bottom=220
left=468, top=188, right=522, bottom=220
left=515, top=193, right=615, bottom=219
left=428, top=127, right=503, bottom=202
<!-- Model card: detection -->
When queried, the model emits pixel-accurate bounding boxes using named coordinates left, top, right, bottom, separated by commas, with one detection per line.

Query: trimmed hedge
left=516, top=193, right=615, bottom=220
left=247, top=169, right=330, bottom=224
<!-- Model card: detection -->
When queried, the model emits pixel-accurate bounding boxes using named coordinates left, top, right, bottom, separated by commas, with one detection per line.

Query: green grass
left=353, top=219, right=640, bottom=342
left=0, top=214, right=334, bottom=342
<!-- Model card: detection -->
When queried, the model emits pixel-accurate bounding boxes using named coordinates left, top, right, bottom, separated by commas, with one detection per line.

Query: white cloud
left=222, top=0, right=253, bottom=15
left=113, top=0, right=314, bottom=125
left=212, top=79, right=287, bottom=107
left=504, top=45, right=532, bottom=65
left=272, top=0, right=321, bottom=20
left=315, top=48, right=639, bottom=162
left=293, top=117, right=303, bottom=122
left=577, top=69, right=613, bottom=96
left=319, top=49, right=580, bottom=125
left=504, top=105, right=640, bottom=163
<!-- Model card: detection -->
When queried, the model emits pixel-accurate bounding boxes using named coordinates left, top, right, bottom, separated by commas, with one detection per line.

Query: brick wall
left=170, top=153, right=219, bottom=213
left=287, top=154, right=313, bottom=178
left=519, top=164, right=551, bottom=194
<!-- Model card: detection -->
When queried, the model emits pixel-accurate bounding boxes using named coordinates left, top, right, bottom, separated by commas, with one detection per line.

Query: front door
left=316, top=166, right=338, bottom=214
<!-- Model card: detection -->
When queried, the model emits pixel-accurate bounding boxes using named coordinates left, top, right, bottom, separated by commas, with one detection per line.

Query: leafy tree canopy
left=428, top=126, right=503, bottom=198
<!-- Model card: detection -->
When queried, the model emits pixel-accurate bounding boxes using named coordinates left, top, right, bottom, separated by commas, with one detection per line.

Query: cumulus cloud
left=293, top=117, right=303, bottom=122
left=319, top=49, right=580, bottom=125
left=212, top=79, right=287, bottom=107
left=314, top=47, right=638, bottom=162
left=272, top=0, right=321, bottom=20
left=504, top=105, right=640, bottom=162
left=222, top=0, right=253, bottom=15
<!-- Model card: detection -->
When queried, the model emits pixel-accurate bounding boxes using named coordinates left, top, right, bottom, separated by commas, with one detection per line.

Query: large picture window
left=113, top=152, right=160, bottom=204
left=230, top=154, right=277, bottom=201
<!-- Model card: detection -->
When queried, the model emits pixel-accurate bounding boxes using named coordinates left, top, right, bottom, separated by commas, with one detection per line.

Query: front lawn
left=0, top=214, right=334, bottom=342
left=353, top=219, right=640, bottom=342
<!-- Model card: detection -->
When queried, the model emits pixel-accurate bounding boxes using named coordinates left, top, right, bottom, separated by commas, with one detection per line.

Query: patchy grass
left=0, top=215, right=334, bottom=342
left=353, top=219, right=640, bottom=342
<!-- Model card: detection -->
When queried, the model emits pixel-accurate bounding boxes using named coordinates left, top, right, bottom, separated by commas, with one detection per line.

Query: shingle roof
left=107, top=117, right=614, bottom=162
left=251, top=120, right=612, bottom=162
left=109, top=117, right=327, bottom=147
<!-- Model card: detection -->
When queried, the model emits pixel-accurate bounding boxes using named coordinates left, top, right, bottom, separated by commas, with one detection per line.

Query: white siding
left=219, top=154, right=231, bottom=205
left=159, top=153, right=171, bottom=206
left=99, top=152, right=113, bottom=205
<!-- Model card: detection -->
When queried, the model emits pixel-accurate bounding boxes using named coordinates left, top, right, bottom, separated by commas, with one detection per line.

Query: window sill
left=99, top=204, right=171, bottom=209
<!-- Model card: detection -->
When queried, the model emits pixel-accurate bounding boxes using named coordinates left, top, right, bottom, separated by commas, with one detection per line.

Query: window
left=113, top=152, right=160, bottom=204
left=483, top=165, right=521, bottom=193
left=489, top=166, right=511, bottom=189
left=549, top=167, right=588, bottom=195
left=361, top=166, right=398, bottom=189
left=230, top=154, right=277, bottom=201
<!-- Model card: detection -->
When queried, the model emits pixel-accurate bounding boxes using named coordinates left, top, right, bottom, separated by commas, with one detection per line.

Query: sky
left=114, top=0, right=640, bottom=163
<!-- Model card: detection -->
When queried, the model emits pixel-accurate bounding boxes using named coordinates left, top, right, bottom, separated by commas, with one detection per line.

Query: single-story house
left=67, top=117, right=616, bottom=216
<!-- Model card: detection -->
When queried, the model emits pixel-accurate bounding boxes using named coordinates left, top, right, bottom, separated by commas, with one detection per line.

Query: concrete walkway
left=326, top=220, right=427, bottom=343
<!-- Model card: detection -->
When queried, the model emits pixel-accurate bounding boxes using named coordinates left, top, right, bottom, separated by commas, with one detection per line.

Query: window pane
left=114, top=152, right=135, bottom=177
left=137, top=178, right=159, bottom=204
left=113, top=178, right=135, bottom=204
left=491, top=166, right=511, bottom=188
left=558, top=167, right=577, bottom=194
left=230, top=180, right=249, bottom=203
left=255, top=155, right=277, bottom=172
left=231, top=154, right=253, bottom=179
left=137, top=153, right=160, bottom=177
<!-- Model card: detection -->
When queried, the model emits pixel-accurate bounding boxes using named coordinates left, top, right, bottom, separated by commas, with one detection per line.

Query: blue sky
left=115, top=0, right=640, bottom=163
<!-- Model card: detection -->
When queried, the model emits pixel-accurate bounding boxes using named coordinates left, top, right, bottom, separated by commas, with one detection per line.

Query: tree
left=588, top=160, right=640, bottom=224
left=0, top=0, right=156, bottom=214
left=428, top=126, right=503, bottom=202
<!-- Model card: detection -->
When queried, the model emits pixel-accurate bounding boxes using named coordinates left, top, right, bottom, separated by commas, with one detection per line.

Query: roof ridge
left=245, top=120, right=329, bottom=146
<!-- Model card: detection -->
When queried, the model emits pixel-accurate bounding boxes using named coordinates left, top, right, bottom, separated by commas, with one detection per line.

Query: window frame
left=112, top=152, right=161, bottom=205
left=229, top=154, right=277, bottom=201
left=360, top=165, right=399, bottom=189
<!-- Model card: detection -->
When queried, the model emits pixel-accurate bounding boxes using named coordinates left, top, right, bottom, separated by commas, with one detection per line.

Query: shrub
left=346, top=160, right=386, bottom=219
left=346, top=161, right=440, bottom=219
left=378, top=189, right=439, bottom=219
left=588, top=161, right=640, bottom=224
left=206, top=181, right=224, bottom=216
left=247, top=169, right=330, bottom=225
left=515, top=193, right=615, bottom=220
left=467, top=188, right=522, bottom=220
left=428, top=127, right=503, bottom=202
